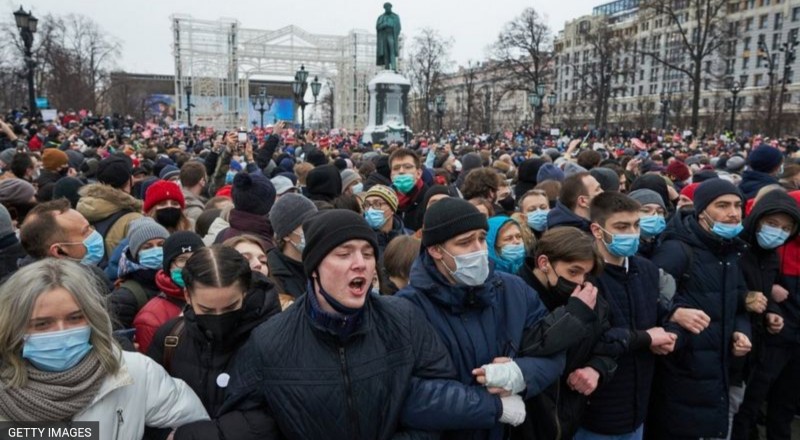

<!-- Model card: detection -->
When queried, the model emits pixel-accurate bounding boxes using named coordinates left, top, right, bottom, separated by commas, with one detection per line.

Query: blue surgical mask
left=392, top=174, right=416, bottom=194
left=501, top=243, right=526, bottom=263
left=440, top=247, right=490, bottom=286
left=364, top=208, right=388, bottom=230
left=170, top=268, right=185, bottom=288
left=526, top=210, right=549, bottom=232
left=22, top=326, right=92, bottom=372
left=639, top=215, right=666, bottom=237
left=81, top=230, right=105, bottom=266
left=225, top=170, right=237, bottom=185
left=757, top=224, right=790, bottom=249
left=710, top=220, right=744, bottom=239
left=351, top=183, right=364, bottom=194
left=601, top=227, right=640, bottom=257
left=138, top=247, right=164, bottom=269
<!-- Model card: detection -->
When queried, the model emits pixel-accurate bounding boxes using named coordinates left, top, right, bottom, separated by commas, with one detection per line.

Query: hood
left=742, top=189, right=800, bottom=248
left=76, top=183, right=142, bottom=222
left=739, top=170, right=779, bottom=198
left=306, top=165, right=342, bottom=202
left=486, top=215, right=523, bottom=274
left=547, top=201, right=591, bottom=232
left=406, top=251, right=499, bottom=314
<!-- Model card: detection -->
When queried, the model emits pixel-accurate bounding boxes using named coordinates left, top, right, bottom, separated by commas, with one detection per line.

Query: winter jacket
left=397, top=253, right=567, bottom=440
left=192, top=291, right=462, bottom=440
left=364, top=170, right=393, bottom=191
left=486, top=216, right=524, bottom=274
left=134, top=270, right=187, bottom=354
left=582, top=256, right=666, bottom=435
left=183, top=189, right=206, bottom=223
left=0, top=350, right=209, bottom=440
left=255, top=134, right=280, bottom=171
left=266, top=248, right=307, bottom=301
left=396, top=181, right=428, bottom=232
left=0, top=234, right=26, bottom=281
left=546, top=201, right=591, bottom=233
left=109, top=267, right=161, bottom=330
left=215, top=210, right=274, bottom=250
left=650, top=209, right=752, bottom=438
left=376, top=215, right=411, bottom=255
left=148, top=274, right=281, bottom=416
left=738, top=170, right=780, bottom=200
left=512, top=261, right=616, bottom=440
left=203, top=217, right=229, bottom=247
left=35, top=168, right=63, bottom=202
left=76, top=183, right=143, bottom=256
left=772, top=191, right=800, bottom=347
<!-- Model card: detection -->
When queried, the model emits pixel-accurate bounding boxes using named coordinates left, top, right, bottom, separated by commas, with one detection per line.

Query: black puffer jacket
left=650, top=209, right=751, bottom=439
left=0, top=235, right=26, bottom=281
left=148, top=273, right=281, bottom=416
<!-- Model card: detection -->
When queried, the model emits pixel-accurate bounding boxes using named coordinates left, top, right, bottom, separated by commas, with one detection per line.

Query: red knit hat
left=680, top=182, right=701, bottom=201
left=143, top=180, right=185, bottom=212
left=666, top=160, right=691, bottom=182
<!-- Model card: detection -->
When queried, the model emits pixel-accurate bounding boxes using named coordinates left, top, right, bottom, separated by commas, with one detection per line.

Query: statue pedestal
left=362, top=70, right=412, bottom=145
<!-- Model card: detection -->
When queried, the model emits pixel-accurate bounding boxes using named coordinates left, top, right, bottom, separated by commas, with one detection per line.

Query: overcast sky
left=10, top=0, right=598, bottom=75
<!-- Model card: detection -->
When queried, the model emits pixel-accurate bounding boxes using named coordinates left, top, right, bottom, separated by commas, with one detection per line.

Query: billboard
left=246, top=98, right=295, bottom=127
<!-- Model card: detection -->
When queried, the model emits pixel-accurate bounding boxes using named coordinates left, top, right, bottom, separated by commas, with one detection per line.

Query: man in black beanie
left=213, top=209, right=518, bottom=438
left=649, top=178, right=752, bottom=439
left=397, top=196, right=569, bottom=439
left=215, top=173, right=276, bottom=246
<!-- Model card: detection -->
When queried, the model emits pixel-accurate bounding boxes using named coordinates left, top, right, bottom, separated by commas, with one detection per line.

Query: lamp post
left=729, top=81, right=741, bottom=134
left=184, top=84, right=194, bottom=127
left=528, top=84, right=553, bottom=127
left=659, top=91, right=671, bottom=131
left=250, top=86, right=273, bottom=129
left=292, top=65, right=321, bottom=133
left=434, top=95, right=446, bottom=132
left=547, top=93, right=557, bottom=127
left=14, top=6, right=38, bottom=116
left=426, top=100, right=433, bottom=132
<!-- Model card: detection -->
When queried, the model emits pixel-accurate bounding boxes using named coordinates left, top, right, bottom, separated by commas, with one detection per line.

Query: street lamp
left=184, top=84, right=194, bottom=127
left=659, top=90, right=671, bottom=131
left=250, top=85, right=273, bottom=129
left=729, top=81, right=741, bottom=134
left=529, top=84, right=548, bottom=127
left=14, top=6, right=38, bottom=116
left=435, top=95, right=446, bottom=132
left=292, top=65, right=321, bottom=132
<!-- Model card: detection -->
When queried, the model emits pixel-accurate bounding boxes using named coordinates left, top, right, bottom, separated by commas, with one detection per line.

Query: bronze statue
left=376, top=2, right=401, bottom=71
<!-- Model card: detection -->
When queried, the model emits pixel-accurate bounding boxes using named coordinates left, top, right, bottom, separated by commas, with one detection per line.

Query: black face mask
left=549, top=274, right=579, bottom=297
left=195, top=308, right=244, bottom=341
left=155, top=207, right=182, bottom=228
left=498, top=195, right=515, bottom=213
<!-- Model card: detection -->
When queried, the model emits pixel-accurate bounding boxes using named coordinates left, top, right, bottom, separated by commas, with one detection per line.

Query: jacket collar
left=409, top=252, right=498, bottom=314
left=89, top=350, right=133, bottom=405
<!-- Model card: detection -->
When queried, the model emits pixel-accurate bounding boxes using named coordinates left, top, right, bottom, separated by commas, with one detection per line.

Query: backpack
left=162, top=317, right=186, bottom=373
left=91, top=209, right=133, bottom=268
left=119, top=279, right=150, bottom=312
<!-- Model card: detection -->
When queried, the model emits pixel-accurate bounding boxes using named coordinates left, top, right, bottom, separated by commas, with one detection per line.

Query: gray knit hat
left=0, top=204, right=13, bottom=238
left=0, top=149, right=16, bottom=167
left=628, top=189, right=666, bottom=212
left=340, top=169, right=360, bottom=193
left=0, top=178, right=36, bottom=206
left=269, top=193, right=318, bottom=241
left=127, top=217, right=169, bottom=258
left=563, top=162, right=588, bottom=178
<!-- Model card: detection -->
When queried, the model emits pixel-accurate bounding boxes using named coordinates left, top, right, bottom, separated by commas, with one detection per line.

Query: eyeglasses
left=363, top=201, right=388, bottom=210
left=391, top=163, right=416, bottom=172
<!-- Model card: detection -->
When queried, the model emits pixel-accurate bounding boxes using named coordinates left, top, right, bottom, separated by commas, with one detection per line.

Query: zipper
left=338, top=345, right=360, bottom=439
left=554, top=380, right=562, bottom=440
left=114, top=409, right=124, bottom=440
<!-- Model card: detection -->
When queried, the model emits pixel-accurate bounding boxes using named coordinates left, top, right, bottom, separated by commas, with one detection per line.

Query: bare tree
left=406, top=28, right=453, bottom=132
left=638, top=0, right=730, bottom=133
left=492, top=8, right=553, bottom=126
left=462, top=61, right=479, bottom=131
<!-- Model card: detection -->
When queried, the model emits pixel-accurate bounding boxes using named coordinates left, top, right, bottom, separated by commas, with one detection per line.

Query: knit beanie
left=42, top=149, right=68, bottom=172
left=97, top=155, right=133, bottom=189
left=52, top=177, right=85, bottom=209
left=680, top=182, right=701, bottom=201
left=666, top=160, right=691, bottom=182
left=590, top=168, right=620, bottom=192
left=302, top=209, right=378, bottom=277
left=0, top=149, right=15, bottom=167
left=306, top=165, right=343, bottom=202
left=0, top=178, right=35, bottom=206
left=232, top=173, right=276, bottom=216
left=65, top=150, right=84, bottom=171
left=162, top=231, right=205, bottom=272
left=461, top=153, right=483, bottom=175
left=422, top=197, right=488, bottom=247
left=692, top=178, right=743, bottom=217
left=364, top=184, right=398, bottom=212
left=306, top=149, right=328, bottom=167
left=340, top=169, right=360, bottom=193
left=628, top=189, right=666, bottom=212
left=0, top=204, right=13, bottom=238
left=748, top=145, right=784, bottom=173
left=563, top=162, right=588, bottom=178
left=159, top=165, right=180, bottom=181
left=127, top=218, right=169, bottom=259
left=536, top=163, right=565, bottom=183
left=692, top=170, right=719, bottom=183
left=726, top=156, right=746, bottom=173
left=270, top=193, right=318, bottom=241
left=270, top=175, right=295, bottom=196
left=144, top=180, right=186, bottom=213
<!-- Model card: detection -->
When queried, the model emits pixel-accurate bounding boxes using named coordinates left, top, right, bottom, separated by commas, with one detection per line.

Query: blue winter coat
left=650, top=210, right=751, bottom=438
left=397, top=252, right=566, bottom=440
left=486, top=216, right=524, bottom=275
left=738, top=170, right=779, bottom=200
left=546, top=201, right=591, bottom=232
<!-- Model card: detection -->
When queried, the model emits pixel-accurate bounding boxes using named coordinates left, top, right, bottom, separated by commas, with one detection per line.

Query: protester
left=267, top=193, right=317, bottom=307
left=389, top=148, right=429, bottom=231
left=223, top=234, right=269, bottom=277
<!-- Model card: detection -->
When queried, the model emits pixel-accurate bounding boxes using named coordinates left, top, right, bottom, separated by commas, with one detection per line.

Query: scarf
left=397, top=178, right=423, bottom=210
left=0, top=350, right=106, bottom=421
left=117, top=247, right=147, bottom=279
left=155, top=270, right=184, bottom=300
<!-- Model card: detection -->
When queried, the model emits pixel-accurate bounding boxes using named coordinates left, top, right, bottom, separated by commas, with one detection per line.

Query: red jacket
left=133, top=270, right=185, bottom=354
left=28, top=135, right=43, bottom=151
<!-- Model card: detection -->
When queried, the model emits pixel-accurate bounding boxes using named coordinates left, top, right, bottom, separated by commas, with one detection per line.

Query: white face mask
left=440, top=247, right=490, bottom=286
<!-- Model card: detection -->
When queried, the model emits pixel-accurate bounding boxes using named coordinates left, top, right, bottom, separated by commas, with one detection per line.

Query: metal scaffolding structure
left=172, top=15, right=377, bottom=130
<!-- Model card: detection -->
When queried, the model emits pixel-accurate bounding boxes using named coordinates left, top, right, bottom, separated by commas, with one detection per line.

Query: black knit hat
left=302, top=209, right=378, bottom=277
left=162, top=231, right=206, bottom=272
left=97, top=154, right=132, bottom=189
left=422, top=197, right=488, bottom=247
left=232, top=173, right=276, bottom=216
left=692, top=178, right=743, bottom=217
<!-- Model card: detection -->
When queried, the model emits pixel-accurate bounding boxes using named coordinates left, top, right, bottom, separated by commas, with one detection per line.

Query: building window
left=754, top=73, right=763, bottom=86
left=775, top=13, right=783, bottom=30
left=703, top=98, right=709, bottom=108
left=742, top=56, right=750, bottom=69
left=745, top=17, right=754, bottom=31
left=748, top=0, right=755, bottom=9
left=759, top=15, right=768, bottom=29
left=740, top=74, right=748, bottom=86
left=744, top=37, right=752, bottom=51
left=773, top=33, right=781, bottom=50
left=639, top=85, right=644, bottom=95
left=793, top=7, right=800, bottom=22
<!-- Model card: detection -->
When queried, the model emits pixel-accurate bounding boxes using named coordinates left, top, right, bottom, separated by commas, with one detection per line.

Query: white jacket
left=73, top=351, right=209, bottom=439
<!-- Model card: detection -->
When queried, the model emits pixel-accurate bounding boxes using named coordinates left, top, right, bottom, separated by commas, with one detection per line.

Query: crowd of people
left=0, top=108, right=799, bottom=440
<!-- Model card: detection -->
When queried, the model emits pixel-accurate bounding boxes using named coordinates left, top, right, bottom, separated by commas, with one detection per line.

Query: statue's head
left=383, top=2, right=392, bottom=12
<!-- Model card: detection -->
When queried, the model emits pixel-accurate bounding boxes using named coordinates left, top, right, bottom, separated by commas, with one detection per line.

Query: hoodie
left=77, top=183, right=143, bottom=255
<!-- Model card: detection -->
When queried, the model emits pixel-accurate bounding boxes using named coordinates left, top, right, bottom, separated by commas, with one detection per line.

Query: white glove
left=482, top=361, right=526, bottom=394
left=499, top=394, right=526, bottom=426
